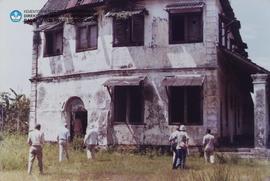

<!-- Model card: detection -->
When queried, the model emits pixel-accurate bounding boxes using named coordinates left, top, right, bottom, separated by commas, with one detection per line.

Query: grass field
left=0, top=134, right=270, bottom=181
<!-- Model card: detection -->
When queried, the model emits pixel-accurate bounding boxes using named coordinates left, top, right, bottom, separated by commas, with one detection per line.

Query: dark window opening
left=169, top=86, right=202, bottom=125
left=169, top=12, right=203, bottom=44
left=113, top=86, right=144, bottom=124
left=44, top=29, right=63, bottom=57
left=76, top=24, right=98, bottom=52
left=113, top=15, right=144, bottom=47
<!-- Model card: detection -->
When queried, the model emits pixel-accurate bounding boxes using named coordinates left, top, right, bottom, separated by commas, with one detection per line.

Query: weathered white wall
left=36, top=0, right=219, bottom=77
left=30, top=0, right=222, bottom=146
left=34, top=70, right=218, bottom=145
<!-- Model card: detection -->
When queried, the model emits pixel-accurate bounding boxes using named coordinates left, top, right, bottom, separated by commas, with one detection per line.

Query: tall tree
left=0, top=89, right=30, bottom=133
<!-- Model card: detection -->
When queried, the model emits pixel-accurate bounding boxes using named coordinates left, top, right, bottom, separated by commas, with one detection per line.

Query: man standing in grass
left=27, top=124, right=45, bottom=175
left=202, top=128, right=215, bottom=164
left=169, top=126, right=180, bottom=168
left=172, top=125, right=189, bottom=169
left=84, top=127, right=98, bottom=160
left=57, top=123, right=70, bottom=162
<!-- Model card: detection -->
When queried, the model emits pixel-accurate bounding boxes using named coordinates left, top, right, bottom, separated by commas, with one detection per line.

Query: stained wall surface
left=29, top=0, right=222, bottom=145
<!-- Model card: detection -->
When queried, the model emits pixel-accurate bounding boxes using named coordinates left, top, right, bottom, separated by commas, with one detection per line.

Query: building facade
left=27, top=0, right=269, bottom=148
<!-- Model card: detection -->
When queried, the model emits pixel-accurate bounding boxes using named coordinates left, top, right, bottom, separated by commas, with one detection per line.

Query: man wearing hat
left=57, top=123, right=70, bottom=162
left=172, top=125, right=189, bottom=169
left=27, top=124, right=45, bottom=175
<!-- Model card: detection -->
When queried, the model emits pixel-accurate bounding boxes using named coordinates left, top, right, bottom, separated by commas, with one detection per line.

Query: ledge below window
left=113, top=122, right=146, bottom=126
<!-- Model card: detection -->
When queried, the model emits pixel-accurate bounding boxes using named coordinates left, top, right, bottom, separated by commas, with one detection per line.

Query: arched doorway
left=64, top=97, right=88, bottom=140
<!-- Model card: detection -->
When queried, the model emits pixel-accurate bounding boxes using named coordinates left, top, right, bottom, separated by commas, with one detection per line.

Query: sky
left=0, top=0, right=47, bottom=94
left=0, top=0, right=270, bottom=95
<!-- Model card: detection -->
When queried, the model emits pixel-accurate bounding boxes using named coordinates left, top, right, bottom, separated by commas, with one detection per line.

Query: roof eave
left=219, top=47, right=270, bottom=75
left=25, top=1, right=105, bottom=25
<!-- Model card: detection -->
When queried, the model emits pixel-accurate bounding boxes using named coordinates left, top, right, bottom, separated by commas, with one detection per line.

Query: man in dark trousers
left=171, top=125, right=189, bottom=169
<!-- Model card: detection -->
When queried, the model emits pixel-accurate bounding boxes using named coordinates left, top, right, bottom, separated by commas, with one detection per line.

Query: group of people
left=169, top=125, right=215, bottom=169
left=27, top=123, right=98, bottom=175
left=27, top=123, right=215, bottom=174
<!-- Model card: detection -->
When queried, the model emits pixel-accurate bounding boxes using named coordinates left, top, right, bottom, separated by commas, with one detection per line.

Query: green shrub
left=216, top=153, right=229, bottom=164
left=0, top=133, right=28, bottom=171
left=0, top=133, right=3, bottom=142
left=71, top=136, right=84, bottom=151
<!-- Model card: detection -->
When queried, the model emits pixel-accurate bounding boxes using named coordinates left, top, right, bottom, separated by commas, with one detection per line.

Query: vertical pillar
left=252, top=74, right=269, bottom=149
left=29, top=22, right=40, bottom=130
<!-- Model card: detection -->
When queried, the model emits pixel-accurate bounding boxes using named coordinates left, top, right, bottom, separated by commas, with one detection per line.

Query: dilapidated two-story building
left=26, top=0, right=270, bottom=149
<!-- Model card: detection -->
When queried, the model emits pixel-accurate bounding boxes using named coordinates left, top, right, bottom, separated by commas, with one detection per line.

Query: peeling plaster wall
left=35, top=77, right=110, bottom=142
left=36, top=0, right=219, bottom=77
left=254, top=88, right=267, bottom=147
left=33, top=69, right=218, bottom=145
left=30, top=0, right=222, bottom=146
left=252, top=74, right=269, bottom=148
left=112, top=70, right=219, bottom=146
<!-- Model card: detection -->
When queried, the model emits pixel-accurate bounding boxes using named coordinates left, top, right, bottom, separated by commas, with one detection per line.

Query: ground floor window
left=113, top=86, right=144, bottom=124
left=169, top=86, right=203, bottom=125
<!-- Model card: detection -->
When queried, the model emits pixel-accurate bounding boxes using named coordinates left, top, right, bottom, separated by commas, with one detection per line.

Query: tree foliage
left=0, top=89, right=30, bottom=134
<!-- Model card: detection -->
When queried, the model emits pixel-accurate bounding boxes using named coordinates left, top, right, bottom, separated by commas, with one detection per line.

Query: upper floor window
left=113, top=14, right=144, bottom=47
left=76, top=23, right=98, bottom=52
left=44, top=28, right=63, bottom=57
left=169, top=12, right=203, bottom=44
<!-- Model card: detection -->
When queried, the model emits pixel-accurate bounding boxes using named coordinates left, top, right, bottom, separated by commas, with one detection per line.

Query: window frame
left=168, top=86, right=203, bottom=125
left=169, top=11, right=203, bottom=44
left=112, top=15, right=145, bottom=47
left=76, top=23, right=98, bottom=52
left=43, top=28, right=64, bottom=57
left=112, top=86, right=145, bottom=125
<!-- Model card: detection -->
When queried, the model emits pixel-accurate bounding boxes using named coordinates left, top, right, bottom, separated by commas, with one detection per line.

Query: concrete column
left=29, top=22, right=40, bottom=130
left=252, top=74, right=269, bottom=149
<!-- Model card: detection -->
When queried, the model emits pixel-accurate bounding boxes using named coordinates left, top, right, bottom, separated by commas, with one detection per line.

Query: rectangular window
left=113, top=15, right=144, bottom=47
left=76, top=24, right=98, bottom=52
left=169, top=86, right=202, bottom=125
left=44, top=29, right=63, bottom=57
left=113, top=86, right=144, bottom=124
left=169, top=12, right=203, bottom=44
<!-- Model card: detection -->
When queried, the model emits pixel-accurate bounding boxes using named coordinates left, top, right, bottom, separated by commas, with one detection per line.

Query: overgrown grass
left=0, top=134, right=269, bottom=181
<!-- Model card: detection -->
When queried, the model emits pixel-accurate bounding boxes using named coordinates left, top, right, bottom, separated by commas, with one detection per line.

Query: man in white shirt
left=27, top=124, right=45, bottom=175
left=202, top=128, right=215, bottom=164
left=57, top=123, right=70, bottom=162
left=169, top=126, right=180, bottom=168
left=172, top=125, right=189, bottom=169
left=84, top=127, right=98, bottom=159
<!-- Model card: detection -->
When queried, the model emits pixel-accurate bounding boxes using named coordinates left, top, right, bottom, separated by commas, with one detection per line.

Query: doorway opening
left=65, top=97, right=88, bottom=140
